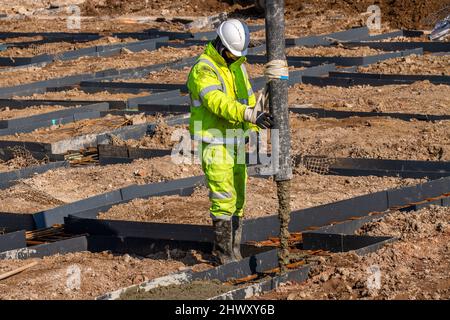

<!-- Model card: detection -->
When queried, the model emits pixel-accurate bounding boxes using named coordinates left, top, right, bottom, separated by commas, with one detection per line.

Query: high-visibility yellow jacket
left=187, top=42, right=258, bottom=144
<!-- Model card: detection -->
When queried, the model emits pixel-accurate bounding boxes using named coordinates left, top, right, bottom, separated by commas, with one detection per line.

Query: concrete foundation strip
left=78, top=81, right=189, bottom=94
left=285, top=26, right=371, bottom=47
left=290, top=105, right=450, bottom=121
left=344, top=41, right=450, bottom=53
left=0, top=101, right=186, bottom=153
left=0, top=236, right=88, bottom=260
left=0, top=175, right=205, bottom=232
left=329, top=71, right=450, bottom=84
left=0, top=98, right=109, bottom=109
left=0, top=102, right=109, bottom=129
left=302, top=75, right=449, bottom=87
left=286, top=48, right=423, bottom=67
left=0, top=103, right=110, bottom=136
left=0, top=160, right=69, bottom=189
left=0, top=37, right=170, bottom=67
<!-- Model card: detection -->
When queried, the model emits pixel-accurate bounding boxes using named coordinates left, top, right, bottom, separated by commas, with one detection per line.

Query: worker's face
left=224, top=49, right=239, bottom=62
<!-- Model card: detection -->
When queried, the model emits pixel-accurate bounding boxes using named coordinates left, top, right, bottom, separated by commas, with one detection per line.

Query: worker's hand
left=255, top=112, right=274, bottom=129
left=244, top=106, right=274, bottom=129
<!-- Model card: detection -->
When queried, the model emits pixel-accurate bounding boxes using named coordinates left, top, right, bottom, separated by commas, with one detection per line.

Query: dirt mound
left=359, top=54, right=450, bottom=75
left=377, top=0, right=450, bottom=29
left=80, top=0, right=450, bottom=29
left=111, top=118, right=188, bottom=149
left=358, top=205, right=449, bottom=240
left=0, top=146, right=48, bottom=172
left=81, top=0, right=237, bottom=17
left=285, top=0, right=450, bottom=29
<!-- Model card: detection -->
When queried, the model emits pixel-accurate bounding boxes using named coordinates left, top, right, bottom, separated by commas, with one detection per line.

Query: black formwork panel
left=0, top=236, right=88, bottom=260
left=0, top=230, right=26, bottom=252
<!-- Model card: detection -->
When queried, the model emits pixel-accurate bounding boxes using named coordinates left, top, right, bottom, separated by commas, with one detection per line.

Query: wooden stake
left=0, top=261, right=38, bottom=281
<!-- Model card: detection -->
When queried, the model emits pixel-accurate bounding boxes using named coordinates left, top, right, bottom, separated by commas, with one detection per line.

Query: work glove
left=243, top=106, right=274, bottom=129
left=243, top=82, right=274, bottom=129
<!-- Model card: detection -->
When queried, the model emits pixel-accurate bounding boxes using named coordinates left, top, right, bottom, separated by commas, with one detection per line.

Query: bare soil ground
left=111, top=121, right=188, bottom=149
left=0, top=16, right=188, bottom=34
left=0, top=250, right=212, bottom=300
left=18, top=88, right=149, bottom=101
left=0, top=46, right=203, bottom=87
left=2, top=36, right=45, bottom=43
left=282, top=0, right=450, bottom=30
left=98, top=173, right=423, bottom=225
left=289, top=81, right=450, bottom=115
left=116, top=66, right=192, bottom=84
left=0, top=113, right=154, bottom=143
left=286, top=46, right=388, bottom=57
left=379, top=35, right=432, bottom=42
left=258, top=205, right=450, bottom=300
left=81, top=0, right=240, bottom=18
left=0, top=156, right=202, bottom=213
left=290, top=114, right=450, bottom=161
left=0, top=104, right=66, bottom=120
left=0, top=36, right=137, bottom=58
left=0, top=146, right=49, bottom=173
left=358, top=54, right=450, bottom=75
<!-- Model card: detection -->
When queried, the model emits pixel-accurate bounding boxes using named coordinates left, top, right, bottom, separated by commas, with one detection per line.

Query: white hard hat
left=216, top=19, right=250, bottom=57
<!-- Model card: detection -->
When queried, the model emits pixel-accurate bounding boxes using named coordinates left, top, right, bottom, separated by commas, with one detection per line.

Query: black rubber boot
left=232, top=216, right=243, bottom=260
left=212, top=219, right=235, bottom=264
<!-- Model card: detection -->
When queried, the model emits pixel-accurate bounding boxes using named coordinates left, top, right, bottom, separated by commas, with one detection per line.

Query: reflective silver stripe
left=241, top=64, right=249, bottom=79
left=199, top=85, right=222, bottom=100
left=191, top=99, right=201, bottom=107
left=210, top=213, right=232, bottom=221
left=241, top=64, right=254, bottom=98
left=197, top=58, right=227, bottom=95
left=190, top=94, right=202, bottom=107
left=209, top=191, right=233, bottom=200
left=238, top=98, right=248, bottom=105
left=192, top=134, right=245, bottom=145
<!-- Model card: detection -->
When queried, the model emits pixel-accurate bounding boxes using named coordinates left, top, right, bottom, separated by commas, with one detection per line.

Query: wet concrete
left=119, top=280, right=235, bottom=300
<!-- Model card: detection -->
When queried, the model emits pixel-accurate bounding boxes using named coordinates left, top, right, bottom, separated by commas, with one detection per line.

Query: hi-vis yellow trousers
left=201, top=142, right=247, bottom=221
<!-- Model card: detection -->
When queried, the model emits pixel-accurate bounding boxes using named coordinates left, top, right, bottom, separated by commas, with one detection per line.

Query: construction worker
left=187, top=19, right=274, bottom=264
